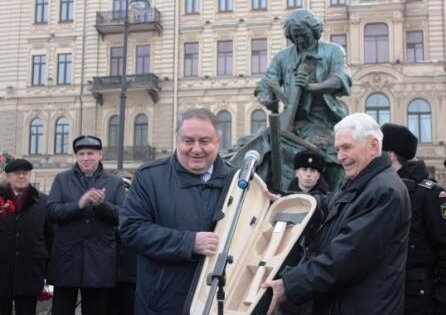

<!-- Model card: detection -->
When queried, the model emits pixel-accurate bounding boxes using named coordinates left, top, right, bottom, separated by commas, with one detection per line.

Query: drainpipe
left=78, top=0, right=88, bottom=135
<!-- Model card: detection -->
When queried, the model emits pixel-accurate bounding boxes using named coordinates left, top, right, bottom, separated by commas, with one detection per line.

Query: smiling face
left=176, top=117, right=220, bottom=175
left=335, top=128, right=380, bottom=180
left=76, top=149, right=103, bottom=176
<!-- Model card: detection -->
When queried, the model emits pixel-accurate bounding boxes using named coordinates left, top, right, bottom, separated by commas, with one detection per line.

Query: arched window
left=251, top=109, right=267, bottom=134
left=54, top=117, right=69, bottom=154
left=108, top=115, right=120, bottom=147
left=216, top=111, right=232, bottom=150
left=364, top=23, right=389, bottom=63
left=365, top=93, right=390, bottom=125
left=134, top=114, right=148, bottom=146
left=29, top=118, right=44, bottom=155
left=408, top=99, right=432, bottom=143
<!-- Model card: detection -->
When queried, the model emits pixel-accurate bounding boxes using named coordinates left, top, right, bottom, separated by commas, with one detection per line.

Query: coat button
left=420, top=290, right=425, bottom=295
left=410, top=244, right=415, bottom=249
left=86, top=219, right=90, bottom=224
left=16, top=251, right=20, bottom=256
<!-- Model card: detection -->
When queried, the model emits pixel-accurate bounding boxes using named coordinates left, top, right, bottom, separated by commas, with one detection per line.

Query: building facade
left=0, top=0, right=445, bottom=191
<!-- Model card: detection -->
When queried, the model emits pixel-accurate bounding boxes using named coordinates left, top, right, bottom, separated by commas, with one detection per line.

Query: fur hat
left=4, top=158, right=33, bottom=173
left=293, top=150, right=325, bottom=172
left=381, top=123, right=418, bottom=160
left=73, top=135, right=102, bottom=153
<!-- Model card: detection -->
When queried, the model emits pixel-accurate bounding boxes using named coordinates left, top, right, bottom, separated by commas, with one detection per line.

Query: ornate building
left=0, top=0, right=445, bottom=191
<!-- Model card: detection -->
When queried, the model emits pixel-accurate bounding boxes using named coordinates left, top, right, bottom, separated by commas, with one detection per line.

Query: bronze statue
left=229, top=9, right=351, bottom=191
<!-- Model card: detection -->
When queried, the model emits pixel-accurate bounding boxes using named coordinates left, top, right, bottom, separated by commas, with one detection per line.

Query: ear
left=369, top=137, right=380, bottom=157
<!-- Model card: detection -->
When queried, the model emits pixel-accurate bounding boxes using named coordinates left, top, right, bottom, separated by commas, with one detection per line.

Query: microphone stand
left=202, top=174, right=252, bottom=315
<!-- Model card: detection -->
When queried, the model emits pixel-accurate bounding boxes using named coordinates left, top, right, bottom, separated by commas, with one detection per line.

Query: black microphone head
left=244, top=150, right=260, bottom=161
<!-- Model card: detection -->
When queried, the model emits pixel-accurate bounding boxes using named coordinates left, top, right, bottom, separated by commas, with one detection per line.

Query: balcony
left=91, top=73, right=160, bottom=104
left=102, top=145, right=157, bottom=162
left=95, top=8, right=162, bottom=36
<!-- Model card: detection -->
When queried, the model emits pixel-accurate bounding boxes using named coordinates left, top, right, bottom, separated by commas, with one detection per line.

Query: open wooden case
left=190, top=171, right=317, bottom=315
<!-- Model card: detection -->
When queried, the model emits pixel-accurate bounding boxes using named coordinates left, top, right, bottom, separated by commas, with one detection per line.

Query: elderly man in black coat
left=264, top=113, right=411, bottom=315
left=47, top=135, right=125, bottom=315
left=0, top=159, right=52, bottom=315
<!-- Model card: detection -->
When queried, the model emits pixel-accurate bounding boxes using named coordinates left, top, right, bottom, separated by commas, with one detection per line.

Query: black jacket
left=399, top=160, right=446, bottom=315
left=281, top=155, right=411, bottom=315
left=47, top=163, right=125, bottom=288
left=120, top=154, right=233, bottom=315
left=0, top=184, right=52, bottom=296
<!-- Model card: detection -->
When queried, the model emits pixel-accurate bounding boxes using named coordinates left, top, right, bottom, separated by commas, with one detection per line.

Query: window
left=251, top=110, right=267, bottom=134
left=331, top=34, right=347, bottom=52
left=364, top=23, right=389, bottom=63
left=29, top=118, right=44, bottom=155
left=184, top=42, right=199, bottom=77
left=407, top=31, right=424, bottom=63
left=217, top=41, right=233, bottom=76
left=408, top=99, right=432, bottom=143
left=32, top=55, right=46, bottom=86
left=330, top=0, right=346, bottom=5
left=365, top=93, right=390, bottom=125
left=110, top=47, right=124, bottom=76
left=251, top=39, right=267, bottom=75
left=185, top=0, right=200, bottom=14
left=57, top=53, right=72, bottom=85
left=287, top=0, right=302, bottom=9
left=217, top=111, right=232, bottom=150
left=136, top=45, right=150, bottom=74
left=35, top=0, right=48, bottom=23
left=252, top=0, right=267, bottom=10
left=60, top=0, right=74, bottom=22
left=55, top=117, right=69, bottom=154
left=108, top=115, right=120, bottom=147
left=134, top=114, right=148, bottom=146
left=112, top=0, right=126, bottom=19
left=219, top=0, right=233, bottom=12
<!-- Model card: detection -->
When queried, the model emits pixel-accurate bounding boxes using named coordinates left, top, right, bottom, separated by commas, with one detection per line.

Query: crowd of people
left=0, top=108, right=445, bottom=315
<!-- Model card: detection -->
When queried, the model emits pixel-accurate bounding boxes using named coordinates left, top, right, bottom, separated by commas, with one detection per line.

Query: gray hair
left=334, top=113, right=383, bottom=149
left=176, top=108, right=219, bottom=135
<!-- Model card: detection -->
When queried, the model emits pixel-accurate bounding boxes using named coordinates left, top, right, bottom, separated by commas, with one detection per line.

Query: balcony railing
left=102, top=145, right=157, bottom=162
left=95, top=8, right=162, bottom=35
left=91, top=73, right=160, bottom=104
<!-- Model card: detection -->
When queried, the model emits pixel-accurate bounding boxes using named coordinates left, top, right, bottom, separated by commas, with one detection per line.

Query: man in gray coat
left=47, top=135, right=125, bottom=315
left=120, top=108, right=234, bottom=315
left=264, top=113, right=411, bottom=315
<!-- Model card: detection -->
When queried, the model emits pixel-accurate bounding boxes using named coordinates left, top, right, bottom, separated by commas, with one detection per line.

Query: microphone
left=238, top=150, right=260, bottom=189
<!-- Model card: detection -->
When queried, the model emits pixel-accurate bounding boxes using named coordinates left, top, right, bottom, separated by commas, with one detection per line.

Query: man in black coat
left=47, top=135, right=125, bottom=315
left=0, top=158, right=52, bottom=315
left=120, top=108, right=234, bottom=315
left=381, top=123, right=446, bottom=315
left=264, top=113, right=411, bottom=315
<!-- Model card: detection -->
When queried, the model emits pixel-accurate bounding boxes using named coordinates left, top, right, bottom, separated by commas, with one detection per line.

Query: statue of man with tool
left=231, top=9, right=351, bottom=192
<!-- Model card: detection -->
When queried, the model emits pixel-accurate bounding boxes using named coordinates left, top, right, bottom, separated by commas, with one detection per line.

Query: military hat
left=293, top=150, right=325, bottom=172
left=4, top=158, right=33, bottom=173
left=381, top=123, right=418, bottom=160
left=73, top=135, right=102, bottom=153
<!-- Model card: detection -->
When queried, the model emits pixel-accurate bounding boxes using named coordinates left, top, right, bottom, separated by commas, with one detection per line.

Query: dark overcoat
left=120, top=154, right=233, bottom=315
left=0, top=184, right=52, bottom=296
left=281, top=155, right=411, bottom=315
left=47, top=163, right=124, bottom=288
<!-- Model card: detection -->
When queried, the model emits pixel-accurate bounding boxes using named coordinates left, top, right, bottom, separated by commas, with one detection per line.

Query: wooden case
left=190, top=171, right=317, bottom=315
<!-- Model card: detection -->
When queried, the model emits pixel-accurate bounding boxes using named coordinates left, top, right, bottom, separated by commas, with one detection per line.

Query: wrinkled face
left=176, top=118, right=220, bottom=175
left=290, top=23, right=315, bottom=52
left=7, top=170, right=31, bottom=191
left=335, top=128, right=379, bottom=180
left=296, top=167, right=320, bottom=190
left=76, top=149, right=102, bottom=176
